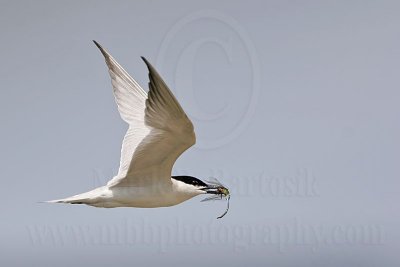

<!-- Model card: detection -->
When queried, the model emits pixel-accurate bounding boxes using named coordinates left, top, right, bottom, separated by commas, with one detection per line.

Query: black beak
left=201, top=185, right=220, bottom=194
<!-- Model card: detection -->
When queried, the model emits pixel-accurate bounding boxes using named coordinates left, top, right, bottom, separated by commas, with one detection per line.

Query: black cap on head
left=171, top=176, right=207, bottom=187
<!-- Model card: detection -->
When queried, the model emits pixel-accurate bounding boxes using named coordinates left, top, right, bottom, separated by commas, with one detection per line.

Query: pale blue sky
left=1, top=1, right=399, bottom=266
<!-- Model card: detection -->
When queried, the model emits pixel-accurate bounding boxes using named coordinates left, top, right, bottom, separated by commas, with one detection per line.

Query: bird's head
left=172, top=176, right=228, bottom=197
left=171, top=176, right=230, bottom=218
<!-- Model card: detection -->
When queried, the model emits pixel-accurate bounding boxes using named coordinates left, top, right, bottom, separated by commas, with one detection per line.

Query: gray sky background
left=1, top=0, right=399, bottom=266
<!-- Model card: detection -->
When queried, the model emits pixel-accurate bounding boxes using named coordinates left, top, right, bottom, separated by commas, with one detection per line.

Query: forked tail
left=45, top=186, right=106, bottom=205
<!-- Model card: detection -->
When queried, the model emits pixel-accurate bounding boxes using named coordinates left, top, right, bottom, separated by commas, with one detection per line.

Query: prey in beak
left=201, top=178, right=230, bottom=219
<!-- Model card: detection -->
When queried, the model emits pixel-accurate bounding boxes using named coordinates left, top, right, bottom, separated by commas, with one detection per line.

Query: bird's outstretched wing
left=94, top=41, right=196, bottom=187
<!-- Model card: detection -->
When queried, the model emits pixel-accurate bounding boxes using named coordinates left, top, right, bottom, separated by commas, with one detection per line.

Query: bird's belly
left=109, top=186, right=193, bottom=208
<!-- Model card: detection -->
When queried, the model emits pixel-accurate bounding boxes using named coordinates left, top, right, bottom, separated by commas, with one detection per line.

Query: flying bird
left=47, top=41, right=230, bottom=218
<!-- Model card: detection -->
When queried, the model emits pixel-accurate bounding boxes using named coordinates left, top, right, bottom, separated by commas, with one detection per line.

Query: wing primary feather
left=141, top=57, right=183, bottom=113
left=93, top=40, right=107, bottom=58
left=94, top=41, right=147, bottom=99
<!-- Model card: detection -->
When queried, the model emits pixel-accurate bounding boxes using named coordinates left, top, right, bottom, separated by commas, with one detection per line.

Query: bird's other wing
left=108, top=57, right=196, bottom=187
left=93, top=41, right=149, bottom=180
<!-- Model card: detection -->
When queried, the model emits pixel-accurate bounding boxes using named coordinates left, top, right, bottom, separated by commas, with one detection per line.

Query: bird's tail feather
left=44, top=187, right=105, bottom=204
left=44, top=198, right=86, bottom=204
left=44, top=196, right=88, bottom=204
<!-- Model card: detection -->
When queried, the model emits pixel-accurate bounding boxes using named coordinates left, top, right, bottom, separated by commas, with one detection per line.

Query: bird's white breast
left=93, top=178, right=204, bottom=208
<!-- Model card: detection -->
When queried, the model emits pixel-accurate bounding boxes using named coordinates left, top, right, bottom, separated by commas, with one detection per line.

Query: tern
left=47, top=41, right=230, bottom=218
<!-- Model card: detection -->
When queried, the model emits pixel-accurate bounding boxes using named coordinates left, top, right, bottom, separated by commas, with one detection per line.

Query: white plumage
left=47, top=41, right=208, bottom=208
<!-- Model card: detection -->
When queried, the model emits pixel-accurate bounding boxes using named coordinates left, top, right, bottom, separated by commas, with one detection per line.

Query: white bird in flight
left=47, top=41, right=230, bottom=218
